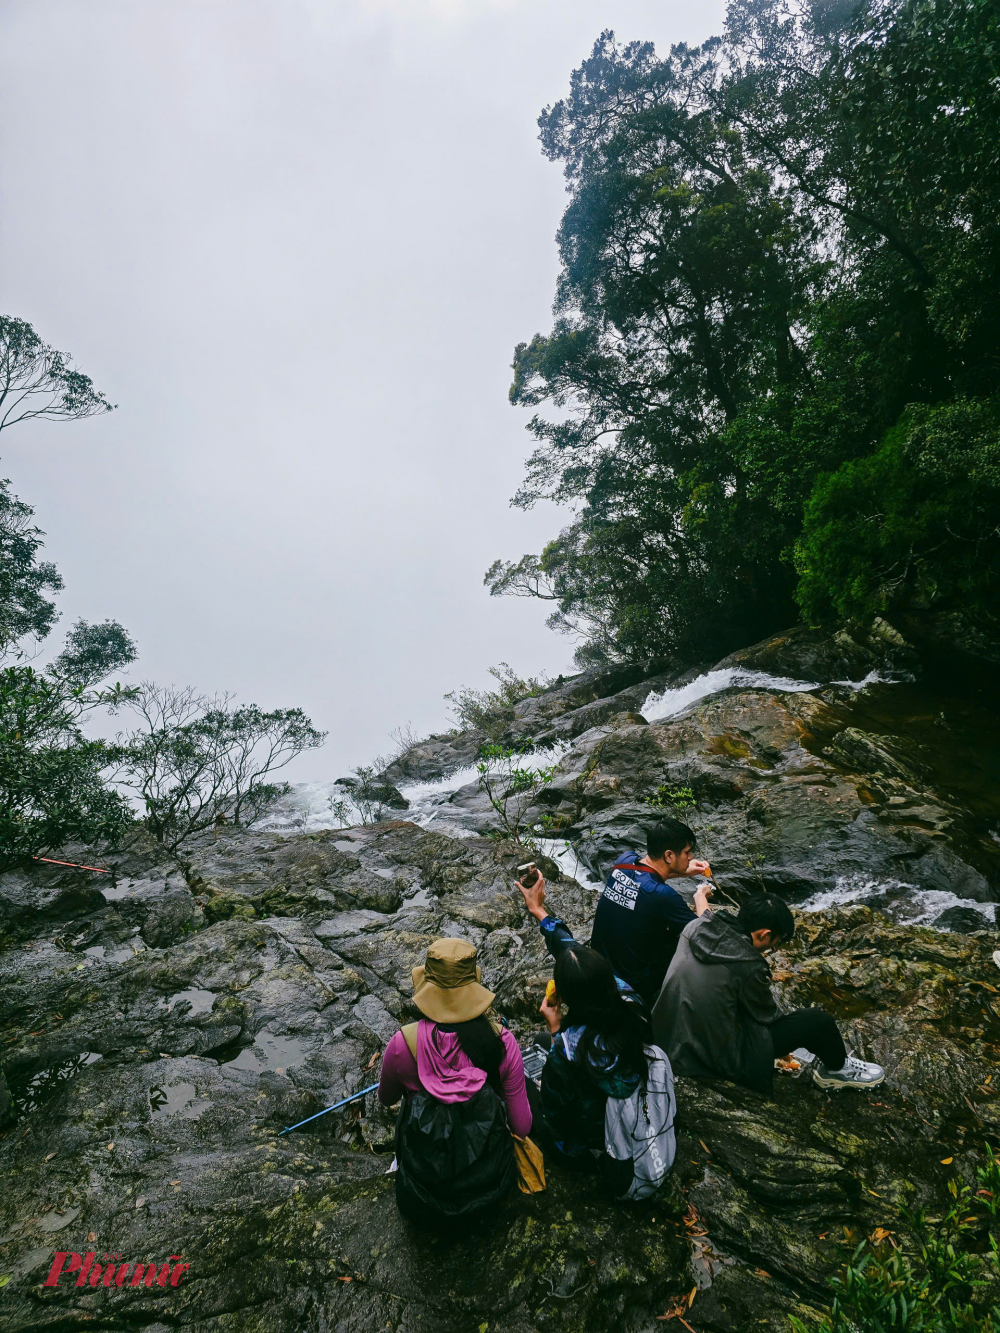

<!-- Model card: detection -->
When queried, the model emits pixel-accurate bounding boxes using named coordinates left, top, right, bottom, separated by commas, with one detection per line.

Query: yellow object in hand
left=545, top=979, right=557, bottom=1003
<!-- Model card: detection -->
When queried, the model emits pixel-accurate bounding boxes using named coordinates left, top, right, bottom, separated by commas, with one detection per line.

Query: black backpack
left=393, top=1029, right=516, bottom=1226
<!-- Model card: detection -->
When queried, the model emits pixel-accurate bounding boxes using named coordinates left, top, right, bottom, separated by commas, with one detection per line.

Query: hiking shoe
left=813, top=1054, right=885, bottom=1091
left=993, top=949, right=1000, bottom=972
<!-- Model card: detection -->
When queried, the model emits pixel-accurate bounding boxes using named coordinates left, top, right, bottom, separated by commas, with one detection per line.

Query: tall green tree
left=490, top=1, right=1000, bottom=663
left=0, top=317, right=134, bottom=867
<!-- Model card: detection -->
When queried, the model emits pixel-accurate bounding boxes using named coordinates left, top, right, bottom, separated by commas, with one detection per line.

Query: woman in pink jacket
left=378, top=937, right=531, bottom=1226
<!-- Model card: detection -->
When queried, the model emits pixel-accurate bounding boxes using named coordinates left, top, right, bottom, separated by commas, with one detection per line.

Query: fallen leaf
left=0, top=1275, right=10, bottom=1287
left=755, top=1269, right=771, bottom=1278
left=88, top=1233, right=96, bottom=1242
left=818, top=1232, right=829, bottom=1240
left=169, top=1180, right=181, bottom=1186
left=337, top=1275, right=353, bottom=1282
left=106, top=1142, right=115, bottom=1151
left=687, top=1286, right=697, bottom=1307
left=365, top=1052, right=381, bottom=1070
left=941, top=1157, right=954, bottom=1165
left=870, top=1228, right=894, bottom=1244
left=44, top=1152, right=56, bottom=1162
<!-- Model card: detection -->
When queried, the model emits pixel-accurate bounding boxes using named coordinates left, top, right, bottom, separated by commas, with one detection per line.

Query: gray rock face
left=1, top=626, right=999, bottom=1331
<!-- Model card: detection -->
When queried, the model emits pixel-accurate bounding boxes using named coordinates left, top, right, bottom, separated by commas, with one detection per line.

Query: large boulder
left=1, top=818, right=999, bottom=1331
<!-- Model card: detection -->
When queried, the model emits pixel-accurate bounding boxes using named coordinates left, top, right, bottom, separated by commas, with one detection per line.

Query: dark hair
left=439, top=1015, right=505, bottom=1089
left=737, top=893, right=796, bottom=943
left=647, top=820, right=696, bottom=861
left=553, top=946, right=650, bottom=1083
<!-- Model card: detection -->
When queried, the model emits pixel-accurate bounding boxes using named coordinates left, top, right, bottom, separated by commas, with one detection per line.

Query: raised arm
left=516, top=872, right=582, bottom=959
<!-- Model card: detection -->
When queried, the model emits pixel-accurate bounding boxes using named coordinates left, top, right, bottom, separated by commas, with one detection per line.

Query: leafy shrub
left=476, top=743, right=557, bottom=845
left=795, top=398, right=1000, bottom=627
left=645, top=784, right=697, bottom=814
left=792, top=1166, right=1000, bottom=1333
left=445, top=663, right=548, bottom=741
left=113, top=683, right=326, bottom=849
left=333, top=765, right=408, bottom=826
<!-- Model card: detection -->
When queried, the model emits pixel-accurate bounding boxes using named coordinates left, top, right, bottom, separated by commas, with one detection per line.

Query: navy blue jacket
left=589, top=850, right=696, bottom=1005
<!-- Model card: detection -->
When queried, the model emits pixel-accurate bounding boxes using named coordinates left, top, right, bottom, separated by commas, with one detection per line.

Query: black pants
left=769, top=1007, right=846, bottom=1069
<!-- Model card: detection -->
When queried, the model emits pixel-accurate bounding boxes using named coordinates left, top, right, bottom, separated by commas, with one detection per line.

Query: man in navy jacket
left=589, top=820, right=714, bottom=1006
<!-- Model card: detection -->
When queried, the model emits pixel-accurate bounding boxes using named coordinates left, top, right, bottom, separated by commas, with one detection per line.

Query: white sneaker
left=992, top=950, right=1000, bottom=972
left=813, top=1054, right=885, bottom=1091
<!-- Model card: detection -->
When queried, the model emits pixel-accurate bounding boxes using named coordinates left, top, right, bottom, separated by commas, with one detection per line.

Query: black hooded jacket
left=650, top=911, right=779, bottom=1094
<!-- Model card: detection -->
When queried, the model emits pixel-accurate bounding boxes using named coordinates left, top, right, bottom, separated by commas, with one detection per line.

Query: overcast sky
left=0, top=0, right=722, bottom=782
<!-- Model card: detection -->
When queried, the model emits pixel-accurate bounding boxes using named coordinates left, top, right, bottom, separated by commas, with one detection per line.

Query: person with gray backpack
left=527, top=942, right=676, bottom=1199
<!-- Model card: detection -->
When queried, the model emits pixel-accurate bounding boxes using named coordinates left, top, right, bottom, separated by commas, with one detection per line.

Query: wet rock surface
left=2, top=625, right=999, bottom=1331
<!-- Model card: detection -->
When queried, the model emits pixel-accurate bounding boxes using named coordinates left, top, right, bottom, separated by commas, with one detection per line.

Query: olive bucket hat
left=411, top=938, right=494, bottom=1024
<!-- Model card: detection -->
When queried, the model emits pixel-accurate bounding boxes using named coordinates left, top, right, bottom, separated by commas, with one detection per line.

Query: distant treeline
left=488, top=0, right=1000, bottom=665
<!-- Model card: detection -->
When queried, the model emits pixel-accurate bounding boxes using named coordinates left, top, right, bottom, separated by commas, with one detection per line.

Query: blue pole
left=278, top=1083, right=380, bottom=1136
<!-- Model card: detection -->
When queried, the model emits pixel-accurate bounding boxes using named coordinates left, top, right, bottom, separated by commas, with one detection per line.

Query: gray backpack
left=604, top=1045, right=676, bottom=1199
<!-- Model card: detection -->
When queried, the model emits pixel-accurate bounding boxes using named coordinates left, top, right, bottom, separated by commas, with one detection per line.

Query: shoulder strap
left=401, top=1022, right=419, bottom=1061
left=614, top=862, right=665, bottom=884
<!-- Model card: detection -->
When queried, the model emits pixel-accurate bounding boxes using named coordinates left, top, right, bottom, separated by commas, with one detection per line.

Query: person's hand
left=539, top=989, right=561, bottom=1034
left=516, top=872, right=548, bottom=922
left=685, top=858, right=712, bottom=878
left=693, top=881, right=714, bottom=916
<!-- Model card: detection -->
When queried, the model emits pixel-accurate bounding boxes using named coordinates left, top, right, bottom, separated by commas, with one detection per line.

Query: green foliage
left=112, top=683, right=327, bottom=849
left=0, top=316, right=131, bottom=866
left=645, top=784, right=697, bottom=813
left=445, top=663, right=548, bottom=741
left=333, top=765, right=408, bottom=826
left=0, top=480, right=63, bottom=653
left=795, top=398, right=1000, bottom=626
left=53, top=619, right=138, bottom=686
left=476, top=743, right=557, bottom=845
left=792, top=1168, right=1000, bottom=1333
left=490, top=2, right=1000, bottom=662
left=977, top=1146, right=1000, bottom=1224
left=0, top=654, right=137, bottom=870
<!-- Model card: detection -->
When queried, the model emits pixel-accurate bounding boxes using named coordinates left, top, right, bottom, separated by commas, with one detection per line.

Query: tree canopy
left=490, top=0, right=1000, bottom=664
left=0, top=315, right=115, bottom=437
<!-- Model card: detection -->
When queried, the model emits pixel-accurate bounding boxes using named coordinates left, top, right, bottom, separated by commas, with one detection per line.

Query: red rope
left=31, top=855, right=108, bottom=874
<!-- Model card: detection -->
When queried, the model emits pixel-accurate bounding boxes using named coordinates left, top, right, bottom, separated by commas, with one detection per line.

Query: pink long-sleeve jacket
left=378, top=1018, right=532, bottom=1137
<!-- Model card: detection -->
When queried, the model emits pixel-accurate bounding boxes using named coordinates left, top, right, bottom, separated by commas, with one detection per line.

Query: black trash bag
left=394, top=1084, right=516, bottom=1227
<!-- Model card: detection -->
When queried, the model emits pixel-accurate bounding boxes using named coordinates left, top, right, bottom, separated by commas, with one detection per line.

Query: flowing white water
left=535, top=838, right=604, bottom=889
left=641, top=666, right=894, bottom=723
left=255, top=766, right=484, bottom=838
left=800, top=873, right=997, bottom=930
left=255, top=669, right=992, bottom=936
left=641, top=668, right=821, bottom=722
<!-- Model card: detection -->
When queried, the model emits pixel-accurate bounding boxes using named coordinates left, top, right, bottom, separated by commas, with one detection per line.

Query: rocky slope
left=1, top=624, right=999, bottom=1332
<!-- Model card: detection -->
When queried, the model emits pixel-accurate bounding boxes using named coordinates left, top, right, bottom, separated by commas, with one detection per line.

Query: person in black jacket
left=651, top=894, right=885, bottom=1094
